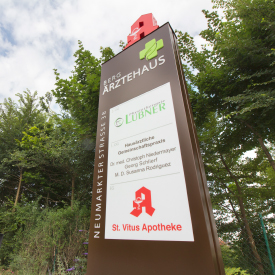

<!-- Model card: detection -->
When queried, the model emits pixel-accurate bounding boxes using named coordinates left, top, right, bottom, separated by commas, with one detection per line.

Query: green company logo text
left=114, top=103, right=166, bottom=127
left=139, top=39, right=164, bottom=61
left=126, top=102, right=166, bottom=125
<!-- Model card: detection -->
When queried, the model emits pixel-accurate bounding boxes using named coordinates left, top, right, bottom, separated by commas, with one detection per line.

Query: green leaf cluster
left=52, top=41, right=114, bottom=138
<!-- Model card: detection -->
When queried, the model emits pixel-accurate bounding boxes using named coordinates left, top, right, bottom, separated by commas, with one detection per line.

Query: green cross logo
left=139, top=38, right=164, bottom=61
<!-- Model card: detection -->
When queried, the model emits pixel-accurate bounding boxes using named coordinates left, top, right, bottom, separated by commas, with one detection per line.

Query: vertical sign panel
left=105, top=83, right=193, bottom=241
left=87, top=23, right=224, bottom=275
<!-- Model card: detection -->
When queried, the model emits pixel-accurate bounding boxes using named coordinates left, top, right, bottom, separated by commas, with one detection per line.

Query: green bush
left=0, top=199, right=90, bottom=274
left=225, top=267, right=250, bottom=275
left=221, top=244, right=250, bottom=275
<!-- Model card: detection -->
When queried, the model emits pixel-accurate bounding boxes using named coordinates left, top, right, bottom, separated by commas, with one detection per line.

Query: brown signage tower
left=86, top=22, right=225, bottom=275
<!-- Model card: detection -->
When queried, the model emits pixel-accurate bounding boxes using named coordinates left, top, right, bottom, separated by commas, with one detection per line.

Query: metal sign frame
left=87, top=23, right=224, bottom=275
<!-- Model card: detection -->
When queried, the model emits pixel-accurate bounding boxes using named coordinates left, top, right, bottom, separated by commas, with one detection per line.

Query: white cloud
left=0, top=0, right=213, bottom=103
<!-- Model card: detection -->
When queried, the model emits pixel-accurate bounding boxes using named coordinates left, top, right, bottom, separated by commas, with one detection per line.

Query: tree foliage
left=52, top=41, right=114, bottom=137
left=0, top=42, right=114, bottom=272
left=176, top=0, right=275, bottom=273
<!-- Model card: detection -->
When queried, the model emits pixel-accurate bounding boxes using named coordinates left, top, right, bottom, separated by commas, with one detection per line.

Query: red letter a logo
left=130, top=187, right=155, bottom=217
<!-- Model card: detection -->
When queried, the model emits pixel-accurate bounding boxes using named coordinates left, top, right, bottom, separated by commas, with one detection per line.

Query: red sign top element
left=124, top=13, right=159, bottom=50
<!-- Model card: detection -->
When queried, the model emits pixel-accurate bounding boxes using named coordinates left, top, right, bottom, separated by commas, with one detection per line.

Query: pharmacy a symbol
left=130, top=187, right=155, bottom=217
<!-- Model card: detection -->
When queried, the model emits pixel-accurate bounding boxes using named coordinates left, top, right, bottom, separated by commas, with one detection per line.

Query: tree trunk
left=46, top=191, right=49, bottom=207
left=244, top=121, right=275, bottom=172
left=13, top=168, right=23, bottom=210
left=228, top=195, right=242, bottom=226
left=257, top=135, right=275, bottom=171
left=220, top=154, right=264, bottom=275
left=71, top=176, right=75, bottom=210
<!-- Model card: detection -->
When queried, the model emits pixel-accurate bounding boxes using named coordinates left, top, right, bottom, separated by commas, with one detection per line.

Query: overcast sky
left=0, top=0, right=214, bottom=110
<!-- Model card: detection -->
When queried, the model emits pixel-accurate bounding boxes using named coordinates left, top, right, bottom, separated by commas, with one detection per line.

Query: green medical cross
left=139, top=38, right=164, bottom=61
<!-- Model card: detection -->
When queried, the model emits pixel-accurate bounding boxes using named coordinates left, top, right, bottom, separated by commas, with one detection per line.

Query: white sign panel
left=105, top=82, right=194, bottom=241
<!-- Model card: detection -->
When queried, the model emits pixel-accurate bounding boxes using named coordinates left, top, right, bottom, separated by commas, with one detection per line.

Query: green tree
left=176, top=0, right=275, bottom=172
left=8, top=117, right=94, bottom=208
left=197, top=111, right=275, bottom=274
left=0, top=91, right=47, bottom=206
left=176, top=4, right=275, bottom=271
left=52, top=41, right=115, bottom=138
left=0, top=42, right=115, bottom=272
